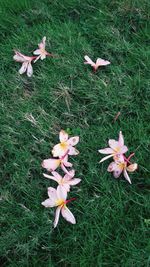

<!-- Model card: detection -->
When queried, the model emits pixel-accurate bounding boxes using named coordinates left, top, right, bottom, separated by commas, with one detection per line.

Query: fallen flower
left=52, top=130, right=79, bottom=158
left=43, top=170, right=81, bottom=193
left=99, top=131, right=128, bottom=163
left=13, top=51, right=35, bottom=77
left=33, top=36, right=53, bottom=62
left=84, top=55, right=110, bottom=71
left=42, top=155, right=73, bottom=175
left=107, top=154, right=138, bottom=184
left=42, top=186, right=76, bottom=228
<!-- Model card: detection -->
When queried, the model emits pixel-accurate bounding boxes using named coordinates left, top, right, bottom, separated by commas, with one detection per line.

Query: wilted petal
left=61, top=206, right=76, bottom=224
left=54, top=206, right=61, bottom=228
left=68, top=136, right=79, bottom=146
left=98, top=148, right=114, bottom=154
left=19, top=62, right=28, bottom=74
left=27, top=62, right=33, bottom=77
left=127, top=163, right=138, bottom=172
left=59, top=130, right=68, bottom=142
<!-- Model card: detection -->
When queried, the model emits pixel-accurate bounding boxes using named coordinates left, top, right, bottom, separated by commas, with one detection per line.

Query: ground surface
left=0, top=0, right=150, bottom=266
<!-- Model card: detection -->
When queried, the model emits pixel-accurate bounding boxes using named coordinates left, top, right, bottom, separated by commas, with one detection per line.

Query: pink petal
left=108, top=139, right=119, bottom=150
left=113, top=168, right=123, bottom=178
left=62, top=156, right=73, bottom=167
left=57, top=184, right=70, bottom=194
left=68, top=147, right=79, bottom=156
left=107, top=162, right=116, bottom=172
left=68, top=178, right=81, bottom=186
left=52, top=143, right=68, bottom=157
left=42, top=158, right=60, bottom=171
left=118, top=131, right=124, bottom=146
left=34, top=55, right=41, bottom=63
left=41, top=198, right=56, bottom=207
left=33, top=49, right=41, bottom=55
left=54, top=206, right=61, bottom=228
left=19, top=62, right=28, bottom=74
left=84, top=55, right=95, bottom=67
left=120, top=146, right=128, bottom=154
left=41, top=54, right=46, bottom=60
left=59, top=130, right=68, bottom=142
left=61, top=206, right=76, bottom=224
left=96, top=58, right=110, bottom=67
left=43, top=173, right=61, bottom=184
left=13, top=54, right=25, bottom=62
left=57, top=186, right=67, bottom=201
left=123, top=169, right=132, bottom=184
left=99, top=154, right=113, bottom=163
left=27, top=62, right=33, bottom=77
left=68, top=136, right=79, bottom=146
left=98, top=148, right=114, bottom=154
left=47, top=187, right=57, bottom=200
left=39, top=36, right=46, bottom=49
left=126, top=163, right=138, bottom=172
left=51, top=171, right=62, bottom=181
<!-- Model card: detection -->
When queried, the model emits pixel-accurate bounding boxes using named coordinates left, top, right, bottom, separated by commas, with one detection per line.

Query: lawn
left=0, top=0, right=150, bottom=266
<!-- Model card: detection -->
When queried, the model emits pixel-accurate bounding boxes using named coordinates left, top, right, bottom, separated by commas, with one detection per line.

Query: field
left=0, top=0, right=150, bottom=266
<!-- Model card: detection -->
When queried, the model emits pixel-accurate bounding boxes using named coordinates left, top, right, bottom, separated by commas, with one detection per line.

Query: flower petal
left=33, top=49, right=41, bottom=55
left=127, top=163, right=138, bottom=173
left=52, top=143, right=69, bottom=157
left=61, top=206, right=76, bottom=224
left=53, top=206, right=61, bottom=228
left=59, top=130, right=68, bottom=142
left=84, top=55, right=95, bottom=67
left=57, top=186, right=67, bottom=201
left=99, top=154, right=113, bottom=163
left=96, top=58, right=110, bottom=67
left=118, top=131, right=124, bottom=146
left=43, top=173, right=61, bottom=183
left=98, top=148, right=114, bottom=154
left=108, top=139, right=119, bottom=150
left=27, top=62, right=33, bottom=77
left=47, top=187, right=57, bottom=199
left=19, top=62, right=28, bottom=74
left=124, top=169, right=132, bottom=184
left=68, top=178, right=81, bottom=186
left=62, top=156, right=73, bottom=167
left=68, top=147, right=79, bottom=156
left=120, top=146, right=128, bottom=154
left=41, top=198, right=56, bottom=207
left=42, top=158, right=60, bottom=171
left=107, top=162, right=116, bottom=172
left=68, top=136, right=79, bottom=146
left=113, top=167, right=123, bottom=178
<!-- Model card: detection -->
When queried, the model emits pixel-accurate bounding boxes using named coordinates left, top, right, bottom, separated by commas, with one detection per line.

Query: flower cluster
left=98, top=131, right=138, bottom=184
left=13, top=37, right=53, bottom=77
left=41, top=130, right=80, bottom=228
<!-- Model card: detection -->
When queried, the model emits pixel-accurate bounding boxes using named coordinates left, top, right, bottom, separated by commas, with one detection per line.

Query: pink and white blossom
left=13, top=51, right=35, bottom=77
left=84, top=55, right=110, bottom=71
left=99, top=131, right=128, bottom=163
left=52, top=130, right=79, bottom=158
left=33, top=36, right=53, bottom=62
left=42, top=187, right=76, bottom=228
left=42, top=155, right=73, bottom=175
left=43, top=170, right=81, bottom=193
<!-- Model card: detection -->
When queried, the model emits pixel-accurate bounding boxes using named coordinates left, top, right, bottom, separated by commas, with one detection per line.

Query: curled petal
left=27, top=62, right=33, bottom=77
left=61, top=206, right=76, bottom=224
left=84, top=55, right=95, bottom=67
left=43, top=173, right=61, bottom=183
left=99, top=154, right=113, bottom=163
left=54, top=206, right=61, bottom=228
left=19, top=62, right=28, bottom=74
left=124, top=169, right=132, bottom=184
left=127, top=163, right=138, bottom=172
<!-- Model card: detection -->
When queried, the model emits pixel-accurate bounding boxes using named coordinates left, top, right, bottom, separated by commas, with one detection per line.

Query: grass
left=0, top=0, right=150, bottom=266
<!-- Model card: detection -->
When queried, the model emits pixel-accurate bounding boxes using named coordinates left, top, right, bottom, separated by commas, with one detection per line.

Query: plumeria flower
left=42, top=186, right=76, bottom=228
left=13, top=50, right=36, bottom=77
left=52, top=130, right=79, bottom=158
left=43, top=170, right=81, bottom=193
left=99, top=131, right=128, bottom=163
left=84, top=55, right=110, bottom=71
left=33, top=36, right=53, bottom=62
left=107, top=154, right=138, bottom=184
left=42, top=155, right=73, bottom=175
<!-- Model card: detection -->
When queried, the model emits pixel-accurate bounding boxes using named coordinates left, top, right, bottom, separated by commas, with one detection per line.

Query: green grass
left=0, top=0, right=150, bottom=266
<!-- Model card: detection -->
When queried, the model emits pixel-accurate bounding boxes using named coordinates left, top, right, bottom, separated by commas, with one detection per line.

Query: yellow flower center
left=55, top=199, right=65, bottom=206
left=60, top=142, right=68, bottom=150
left=118, top=162, right=126, bottom=170
left=114, top=146, right=121, bottom=153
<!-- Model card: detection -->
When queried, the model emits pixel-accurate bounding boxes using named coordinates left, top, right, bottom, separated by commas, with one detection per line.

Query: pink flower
left=107, top=154, right=138, bottom=184
left=13, top=51, right=35, bottom=77
left=33, top=36, right=53, bottom=62
left=42, top=186, right=76, bottom=228
left=43, top=170, right=81, bottom=193
left=84, top=55, right=110, bottom=71
left=42, top=155, right=73, bottom=175
left=52, top=130, right=79, bottom=158
left=99, top=131, right=128, bottom=163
